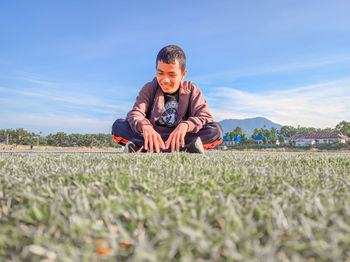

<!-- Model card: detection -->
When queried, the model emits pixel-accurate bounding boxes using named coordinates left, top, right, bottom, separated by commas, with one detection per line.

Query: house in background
left=233, top=135, right=242, bottom=144
left=222, top=135, right=242, bottom=146
left=279, top=136, right=289, bottom=145
left=289, top=132, right=350, bottom=146
left=251, top=134, right=285, bottom=145
left=252, top=134, right=269, bottom=144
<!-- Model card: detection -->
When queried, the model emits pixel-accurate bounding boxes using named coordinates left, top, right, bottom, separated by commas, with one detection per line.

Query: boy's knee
left=112, top=119, right=127, bottom=135
left=205, top=122, right=223, bottom=139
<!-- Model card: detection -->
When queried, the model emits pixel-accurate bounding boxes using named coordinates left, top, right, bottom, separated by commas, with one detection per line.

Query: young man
left=112, top=45, right=223, bottom=153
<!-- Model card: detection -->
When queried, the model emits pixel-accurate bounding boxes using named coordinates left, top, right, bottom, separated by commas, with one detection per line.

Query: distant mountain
left=218, top=117, right=282, bottom=137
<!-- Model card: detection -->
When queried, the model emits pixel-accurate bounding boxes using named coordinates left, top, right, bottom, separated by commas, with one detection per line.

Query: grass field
left=1, top=151, right=350, bottom=261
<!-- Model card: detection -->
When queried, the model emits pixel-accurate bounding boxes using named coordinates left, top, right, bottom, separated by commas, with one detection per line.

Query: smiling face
left=156, top=60, right=187, bottom=94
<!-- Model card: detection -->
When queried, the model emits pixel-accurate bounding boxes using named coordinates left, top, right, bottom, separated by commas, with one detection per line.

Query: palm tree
left=234, top=126, right=242, bottom=135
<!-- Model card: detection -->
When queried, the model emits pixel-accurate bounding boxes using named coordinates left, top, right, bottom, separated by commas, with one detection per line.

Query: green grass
left=226, top=144, right=350, bottom=151
left=1, top=151, right=350, bottom=261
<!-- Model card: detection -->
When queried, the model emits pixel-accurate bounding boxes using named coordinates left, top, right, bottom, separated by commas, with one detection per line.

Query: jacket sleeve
left=126, top=81, right=155, bottom=134
left=182, top=84, right=214, bottom=133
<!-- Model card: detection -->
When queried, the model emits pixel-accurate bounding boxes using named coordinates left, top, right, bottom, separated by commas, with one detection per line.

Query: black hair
left=156, top=45, right=186, bottom=72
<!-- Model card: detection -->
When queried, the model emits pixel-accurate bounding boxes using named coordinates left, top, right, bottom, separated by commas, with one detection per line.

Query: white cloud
left=209, top=78, right=350, bottom=128
left=0, top=85, right=131, bottom=113
left=0, top=74, right=131, bottom=133
left=191, top=53, right=350, bottom=83
left=19, top=76, right=59, bottom=87
left=0, top=112, right=114, bottom=135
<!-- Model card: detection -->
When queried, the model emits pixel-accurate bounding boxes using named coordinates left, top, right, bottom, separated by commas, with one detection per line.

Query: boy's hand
left=142, top=125, right=165, bottom=153
left=165, top=123, right=189, bottom=152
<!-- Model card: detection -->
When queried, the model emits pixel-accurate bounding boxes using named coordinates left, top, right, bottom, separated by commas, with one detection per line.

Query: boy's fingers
left=181, top=134, right=185, bottom=148
left=144, top=134, right=148, bottom=151
left=149, top=136, right=154, bottom=153
left=155, top=133, right=162, bottom=148
left=161, top=135, right=166, bottom=148
left=171, top=136, right=176, bottom=152
left=153, top=134, right=160, bottom=153
left=165, top=133, right=173, bottom=149
left=158, top=135, right=165, bottom=149
left=176, top=133, right=181, bottom=151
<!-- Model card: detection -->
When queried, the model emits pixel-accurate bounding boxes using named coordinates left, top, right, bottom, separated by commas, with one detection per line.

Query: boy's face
left=156, top=60, right=187, bottom=94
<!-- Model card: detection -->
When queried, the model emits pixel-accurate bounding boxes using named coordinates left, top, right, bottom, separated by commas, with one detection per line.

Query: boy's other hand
left=165, top=123, right=189, bottom=152
left=142, top=125, right=165, bottom=153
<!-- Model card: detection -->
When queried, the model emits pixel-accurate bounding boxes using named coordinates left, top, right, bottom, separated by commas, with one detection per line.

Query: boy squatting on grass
left=112, top=45, right=223, bottom=153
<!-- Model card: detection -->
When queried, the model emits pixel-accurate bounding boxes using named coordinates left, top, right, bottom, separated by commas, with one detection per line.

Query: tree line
left=224, top=120, right=350, bottom=145
left=1, top=121, right=349, bottom=147
left=279, top=120, right=350, bottom=137
left=0, top=128, right=119, bottom=148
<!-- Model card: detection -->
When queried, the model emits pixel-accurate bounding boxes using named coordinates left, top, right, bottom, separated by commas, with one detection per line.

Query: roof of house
left=252, top=134, right=268, bottom=140
left=233, top=135, right=242, bottom=142
left=223, top=135, right=242, bottom=142
left=289, top=132, right=346, bottom=140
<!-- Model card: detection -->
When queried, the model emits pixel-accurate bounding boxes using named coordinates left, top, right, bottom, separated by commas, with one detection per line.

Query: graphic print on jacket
left=156, top=90, right=179, bottom=127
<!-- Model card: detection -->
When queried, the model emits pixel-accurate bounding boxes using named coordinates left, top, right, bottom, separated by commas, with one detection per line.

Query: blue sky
left=1, top=0, right=349, bottom=134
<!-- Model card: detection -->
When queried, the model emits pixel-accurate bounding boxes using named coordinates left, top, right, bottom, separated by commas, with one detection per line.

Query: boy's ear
left=181, top=69, right=188, bottom=80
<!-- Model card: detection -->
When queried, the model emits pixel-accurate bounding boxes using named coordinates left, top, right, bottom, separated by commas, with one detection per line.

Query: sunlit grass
left=1, top=151, right=350, bottom=261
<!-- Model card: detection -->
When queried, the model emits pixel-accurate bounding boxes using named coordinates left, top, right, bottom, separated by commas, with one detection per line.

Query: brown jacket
left=126, top=78, right=214, bottom=134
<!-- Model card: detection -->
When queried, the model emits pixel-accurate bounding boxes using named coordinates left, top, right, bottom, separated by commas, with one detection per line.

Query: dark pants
left=112, top=119, right=223, bottom=150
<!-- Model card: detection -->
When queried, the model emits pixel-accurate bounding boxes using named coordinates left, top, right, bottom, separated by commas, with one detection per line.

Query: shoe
left=183, top=137, right=205, bottom=154
left=124, top=141, right=143, bottom=153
